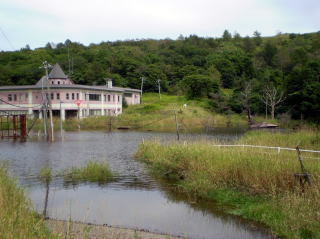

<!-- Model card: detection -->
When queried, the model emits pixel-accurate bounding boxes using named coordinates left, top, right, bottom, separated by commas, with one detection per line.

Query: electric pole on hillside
left=140, top=76, right=144, bottom=97
left=157, top=79, right=161, bottom=100
left=41, top=61, right=54, bottom=142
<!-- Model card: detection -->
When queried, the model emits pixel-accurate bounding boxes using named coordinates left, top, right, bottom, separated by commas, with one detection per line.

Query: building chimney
left=106, top=79, right=113, bottom=88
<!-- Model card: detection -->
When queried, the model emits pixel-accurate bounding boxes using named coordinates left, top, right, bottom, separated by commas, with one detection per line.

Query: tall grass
left=62, top=161, right=115, bottom=184
left=0, top=165, right=57, bottom=239
left=135, top=130, right=320, bottom=238
left=238, top=129, right=320, bottom=150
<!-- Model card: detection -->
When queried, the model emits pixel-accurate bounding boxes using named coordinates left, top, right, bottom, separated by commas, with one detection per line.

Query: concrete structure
left=0, top=64, right=141, bottom=120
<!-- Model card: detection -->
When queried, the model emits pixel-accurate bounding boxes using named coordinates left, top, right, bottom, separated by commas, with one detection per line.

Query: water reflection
left=0, top=130, right=271, bottom=239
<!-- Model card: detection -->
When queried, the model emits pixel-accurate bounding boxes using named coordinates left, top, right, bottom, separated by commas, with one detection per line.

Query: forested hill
left=0, top=31, right=319, bottom=120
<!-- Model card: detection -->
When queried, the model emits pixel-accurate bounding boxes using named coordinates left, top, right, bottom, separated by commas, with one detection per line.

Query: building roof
left=48, top=63, right=67, bottom=79
left=35, top=76, right=48, bottom=87
left=0, top=84, right=141, bottom=93
left=0, top=63, right=141, bottom=93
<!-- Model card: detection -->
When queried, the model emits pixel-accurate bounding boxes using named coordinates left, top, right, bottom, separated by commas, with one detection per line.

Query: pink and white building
left=0, top=64, right=141, bottom=120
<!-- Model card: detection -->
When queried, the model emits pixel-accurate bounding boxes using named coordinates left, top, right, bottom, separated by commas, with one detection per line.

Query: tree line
left=0, top=30, right=319, bottom=121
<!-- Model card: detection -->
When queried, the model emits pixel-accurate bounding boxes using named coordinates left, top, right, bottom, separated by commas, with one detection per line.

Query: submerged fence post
left=20, top=115, right=27, bottom=140
left=12, top=115, right=17, bottom=140
left=294, top=146, right=311, bottom=193
left=174, top=110, right=180, bottom=141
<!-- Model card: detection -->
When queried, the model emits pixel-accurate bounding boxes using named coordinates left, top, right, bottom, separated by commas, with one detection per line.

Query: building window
left=51, top=93, right=54, bottom=100
left=72, top=93, right=75, bottom=100
left=112, top=95, right=115, bottom=102
left=8, top=94, right=12, bottom=101
left=118, top=95, right=120, bottom=102
left=108, top=95, right=110, bottom=101
left=56, top=93, right=60, bottom=100
left=58, top=81, right=60, bottom=85
left=76, top=93, right=79, bottom=100
left=88, top=94, right=100, bottom=101
left=66, top=93, right=69, bottom=100
left=13, top=94, right=17, bottom=101
left=124, top=93, right=132, bottom=97
left=25, top=93, right=28, bottom=99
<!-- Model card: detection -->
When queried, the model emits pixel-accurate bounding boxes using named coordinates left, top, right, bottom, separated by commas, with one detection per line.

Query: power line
left=0, top=98, right=42, bottom=108
left=0, top=26, right=15, bottom=51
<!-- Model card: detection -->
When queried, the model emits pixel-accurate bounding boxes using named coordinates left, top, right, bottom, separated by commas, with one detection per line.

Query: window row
left=48, top=92, right=80, bottom=100
left=7, top=92, right=122, bottom=102
left=7, top=93, right=28, bottom=102
left=86, top=94, right=121, bottom=102
left=51, top=80, right=67, bottom=85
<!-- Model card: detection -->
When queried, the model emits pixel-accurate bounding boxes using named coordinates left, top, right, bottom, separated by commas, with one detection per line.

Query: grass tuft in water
left=62, top=161, right=115, bottom=184
left=38, top=166, right=53, bottom=184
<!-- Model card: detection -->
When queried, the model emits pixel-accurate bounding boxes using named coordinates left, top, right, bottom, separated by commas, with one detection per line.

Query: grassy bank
left=29, top=93, right=249, bottom=133
left=0, top=165, right=57, bottom=239
left=117, top=93, right=248, bottom=131
left=28, top=93, right=307, bottom=133
left=135, top=130, right=320, bottom=239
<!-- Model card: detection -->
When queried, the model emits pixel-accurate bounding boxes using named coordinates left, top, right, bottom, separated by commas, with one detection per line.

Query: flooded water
left=0, top=130, right=272, bottom=239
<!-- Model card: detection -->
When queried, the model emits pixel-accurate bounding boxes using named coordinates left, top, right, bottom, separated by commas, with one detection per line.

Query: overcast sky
left=0, top=0, right=319, bottom=51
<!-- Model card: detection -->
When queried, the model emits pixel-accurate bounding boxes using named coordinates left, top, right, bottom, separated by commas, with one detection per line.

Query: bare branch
left=261, top=85, right=286, bottom=119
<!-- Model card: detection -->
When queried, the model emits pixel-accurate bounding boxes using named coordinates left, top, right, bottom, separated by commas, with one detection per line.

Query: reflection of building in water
left=0, top=63, right=141, bottom=120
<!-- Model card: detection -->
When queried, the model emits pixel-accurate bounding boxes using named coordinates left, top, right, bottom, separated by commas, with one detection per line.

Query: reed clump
left=62, top=161, right=115, bottom=184
left=38, top=166, right=53, bottom=184
left=0, top=165, right=57, bottom=239
left=135, top=130, right=320, bottom=238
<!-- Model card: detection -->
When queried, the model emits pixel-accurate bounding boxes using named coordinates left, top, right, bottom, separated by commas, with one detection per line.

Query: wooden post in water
left=60, top=101, right=63, bottom=139
left=12, top=115, right=17, bottom=140
left=20, top=115, right=27, bottom=141
left=174, top=110, right=180, bottom=141
left=42, top=180, right=50, bottom=219
left=107, top=116, right=112, bottom=132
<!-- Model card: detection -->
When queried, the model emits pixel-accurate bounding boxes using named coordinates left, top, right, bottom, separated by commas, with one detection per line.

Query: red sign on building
left=74, top=100, right=82, bottom=107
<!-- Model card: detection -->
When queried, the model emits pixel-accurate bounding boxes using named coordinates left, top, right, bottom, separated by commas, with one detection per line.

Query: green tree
left=261, top=41, right=277, bottom=66
left=222, top=30, right=232, bottom=41
left=182, top=74, right=219, bottom=99
left=253, top=30, right=262, bottom=46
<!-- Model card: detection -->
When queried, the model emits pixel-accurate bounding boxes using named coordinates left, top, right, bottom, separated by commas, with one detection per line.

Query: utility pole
left=157, top=79, right=161, bottom=100
left=71, top=57, right=74, bottom=74
left=42, top=61, right=54, bottom=142
left=40, top=67, right=47, bottom=138
left=140, top=77, right=144, bottom=102
left=60, top=101, right=63, bottom=139
left=67, top=45, right=71, bottom=76
left=77, top=104, right=81, bottom=130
